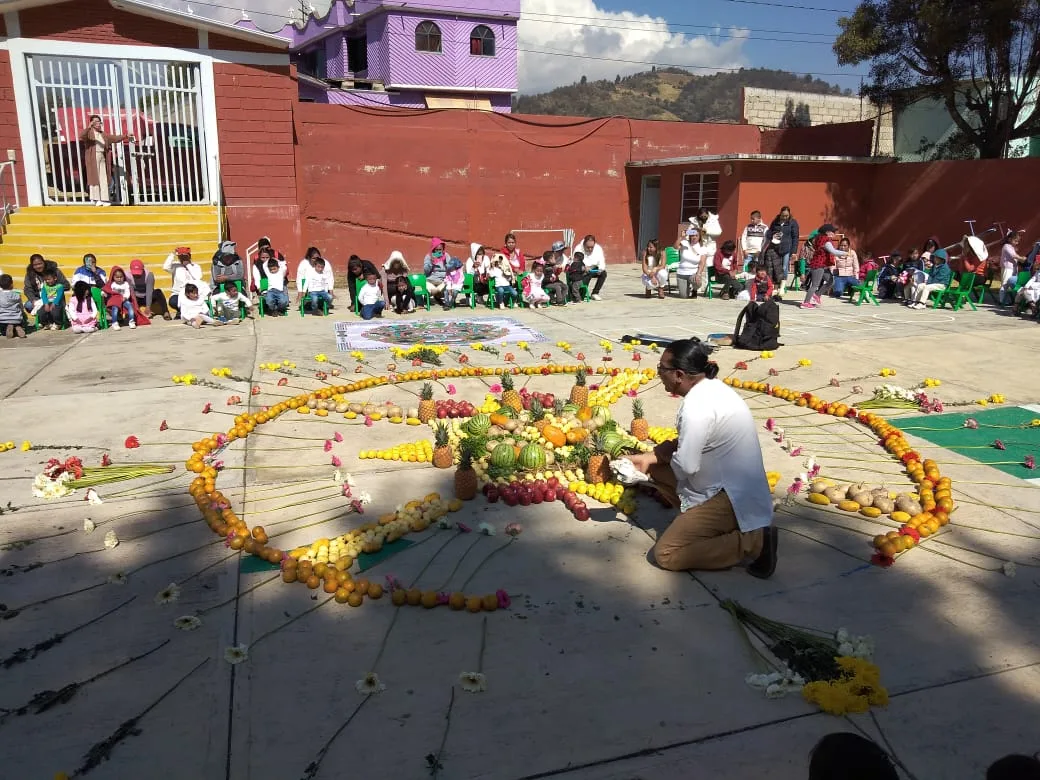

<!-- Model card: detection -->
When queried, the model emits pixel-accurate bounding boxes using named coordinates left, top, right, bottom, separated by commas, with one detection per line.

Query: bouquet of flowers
left=32, top=456, right=174, bottom=500
left=856, top=384, right=921, bottom=409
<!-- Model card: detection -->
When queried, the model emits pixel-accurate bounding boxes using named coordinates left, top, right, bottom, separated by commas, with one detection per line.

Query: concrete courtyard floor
left=1, top=266, right=1039, bottom=779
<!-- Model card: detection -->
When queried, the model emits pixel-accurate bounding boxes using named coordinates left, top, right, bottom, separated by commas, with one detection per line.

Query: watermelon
left=517, top=444, right=547, bottom=471
left=497, top=406, right=518, bottom=419
left=465, top=413, right=491, bottom=435
left=562, top=403, right=580, bottom=415
left=590, top=405, right=612, bottom=425
left=599, top=432, right=623, bottom=456
left=490, top=443, right=517, bottom=470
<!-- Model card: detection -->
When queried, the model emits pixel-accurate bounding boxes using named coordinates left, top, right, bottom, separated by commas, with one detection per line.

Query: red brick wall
left=294, top=104, right=762, bottom=269
left=760, top=121, right=875, bottom=158
left=214, top=63, right=302, bottom=261
left=19, top=0, right=196, bottom=48
left=0, top=51, right=28, bottom=207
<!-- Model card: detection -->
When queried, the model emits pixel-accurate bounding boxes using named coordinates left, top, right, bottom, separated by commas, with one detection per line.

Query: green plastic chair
left=930, top=272, right=977, bottom=311
left=789, top=259, right=806, bottom=292
left=353, top=278, right=365, bottom=315
left=488, top=278, right=516, bottom=309
left=664, top=246, right=680, bottom=293
left=257, top=277, right=268, bottom=317
left=847, top=269, right=880, bottom=306
left=704, top=267, right=717, bottom=299
left=515, top=272, right=529, bottom=307
left=408, top=273, right=431, bottom=311
left=565, top=272, right=590, bottom=302
left=90, top=286, right=109, bottom=330
left=457, top=273, right=478, bottom=309
left=299, top=282, right=329, bottom=317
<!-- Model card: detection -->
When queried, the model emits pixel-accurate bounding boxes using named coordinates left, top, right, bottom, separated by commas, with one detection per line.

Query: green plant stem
left=459, top=537, right=516, bottom=591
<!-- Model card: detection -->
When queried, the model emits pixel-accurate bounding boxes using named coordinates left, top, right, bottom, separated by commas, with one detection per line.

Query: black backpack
left=734, top=299, right=780, bottom=350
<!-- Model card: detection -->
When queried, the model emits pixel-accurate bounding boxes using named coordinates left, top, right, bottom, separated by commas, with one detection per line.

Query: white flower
left=224, top=644, right=249, bottom=664
left=1002, top=561, right=1017, bottom=578
left=154, top=582, right=182, bottom=605
left=458, top=671, right=487, bottom=693
left=478, top=522, right=496, bottom=536
left=838, top=641, right=855, bottom=657
left=83, top=518, right=96, bottom=533
left=355, top=672, right=385, bottom=695
left=358, top=491, right=372, bottom=505
left=107, top=572, right=128, bottom=585
left=835, top=628, right=849, bottom=643
left=85, top=488, right=103, bottom=505
left=745, top=671, right=783, bottom=689
left=333, top=469, right=342, bottom=483
left=342, top=472, right=355, bottom=486
left=615, top=512, right=630, bottom=522
left=765, top=683, right=787, bottom=699
left=174, top=615, right=202, bottom=631
left=798, top=472, right=808, bottom=485
left=103, top=530, right=119, bottom=550
left=437, top=517, right=452, bottom=529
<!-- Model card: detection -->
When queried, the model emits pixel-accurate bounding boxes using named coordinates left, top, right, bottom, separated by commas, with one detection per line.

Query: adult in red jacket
left=801, top=225, right=847, bottom=309
left=712, top=240, right=743, bottom=299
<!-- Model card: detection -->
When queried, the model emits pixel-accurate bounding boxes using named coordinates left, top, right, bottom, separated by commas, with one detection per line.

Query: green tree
left=834, top=0, right=1040, bottom=158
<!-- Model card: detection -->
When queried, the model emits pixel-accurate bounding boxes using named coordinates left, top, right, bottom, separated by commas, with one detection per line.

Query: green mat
left=238, top=537, right=416, bottom=573
left=893, top=406, right=1040, bottom=480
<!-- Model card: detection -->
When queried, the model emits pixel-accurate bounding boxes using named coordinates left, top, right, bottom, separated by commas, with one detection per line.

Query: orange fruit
left=347, top=592, right=363, bottom=607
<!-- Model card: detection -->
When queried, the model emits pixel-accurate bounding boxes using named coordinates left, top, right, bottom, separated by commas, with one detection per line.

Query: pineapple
left=454, top=446, right=478, bottom=500
left=501, top=372, right=522, bottom=413
left=586, top=432, right=611, bottom=484
left=570, top=367, right=588, bottom=407
left=529, top=397, right=549, bottom=433
left=630, top=399, right=649, bottom=441
left=418, top=382, right=436, bottom=423
left=432, top=421, right=453, bottom=468
left=553, top=398, right=565, bottom=420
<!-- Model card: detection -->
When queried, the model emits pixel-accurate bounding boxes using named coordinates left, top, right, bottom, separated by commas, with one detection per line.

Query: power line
left=721, top=0, right=848, bottom=12
left=179, top=0, right=843, bottom=41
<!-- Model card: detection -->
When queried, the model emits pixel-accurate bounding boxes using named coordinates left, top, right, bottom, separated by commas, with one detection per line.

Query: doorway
left=26, top=54, right=208, bottom=205
left=637, top=175, right=661, bottom=255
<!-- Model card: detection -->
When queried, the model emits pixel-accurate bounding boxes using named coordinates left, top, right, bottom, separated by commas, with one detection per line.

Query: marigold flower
left=124, top=435, right=140, bottom=449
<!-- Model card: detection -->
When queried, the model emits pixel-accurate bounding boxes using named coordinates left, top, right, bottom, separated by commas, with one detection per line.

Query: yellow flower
left=517, top=341, right=529, bottom=350
left=315, top=353, right=328, bottom=362
left=211, top=367, right=221, bottom=376
left=977, top=399, right=989, bottom=406
left=471, top=343, right=483, bottom=350
left=798, top=358, right=812, bottom=367
left=1031, top=419, right=1040, bottom=427
left=760, top=350, right=774, bottom=359
left=21, top=440, right=32, bottom=451
left=627, top=338, right=642, bottom=345
left=172, top=375, right=182, bottom=384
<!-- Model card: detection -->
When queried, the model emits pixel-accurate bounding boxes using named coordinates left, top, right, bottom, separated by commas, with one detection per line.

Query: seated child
left=876, top=253, right=901, bottom=299
left=261, top=257, right=290, bottom=315
left=741, top=263, right=774, bottom=302
left=104, top=266, right=137, bottom=330
left=67, top=281, right=99, bottom=333
left=1015, top=269, right=1040, bottom=315
left=0, top=273, right=27, bottom=338
left=566, top=251, right=587, bottom=303
left=522, top=261, right=551, bottom=308
left=211, top=283, right=253, bottom=321
left=488, top=253, right=517, bottom=308
left=302, top=256, right=334, bottom=315
left=179, top=283, right=223, bottom=328
left=36, top=268, right=66, bottom=330
left=443, top=257, right=464, bottom=309
left=389, top=275, right=416, bottom=314
left=857, top=252, right=879, bottom=281
left=358, top=271, right=386, bottom=320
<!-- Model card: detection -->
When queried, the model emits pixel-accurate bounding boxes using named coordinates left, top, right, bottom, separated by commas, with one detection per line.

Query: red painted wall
left=19, top=0, right=196, bottom=48
left=214, top=63, right=303, bottom=262
left=760, top=120, right=874, bottom=158
left=859, top=158, right=1040, bottom=254
left=0, top=51, right=28, bottom=208
left=293, top=104, right=762, bottom=269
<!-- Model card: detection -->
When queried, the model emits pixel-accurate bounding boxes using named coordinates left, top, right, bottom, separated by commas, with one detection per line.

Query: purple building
left=236, top=0, right=519, bottom=112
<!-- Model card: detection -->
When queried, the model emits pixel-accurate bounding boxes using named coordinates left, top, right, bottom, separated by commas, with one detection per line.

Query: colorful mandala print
left=357, top=320, right=511, bottom=346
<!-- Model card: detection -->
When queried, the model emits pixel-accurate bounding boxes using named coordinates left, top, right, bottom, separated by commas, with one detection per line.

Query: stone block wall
left=742, top=87, right=893, bottom=156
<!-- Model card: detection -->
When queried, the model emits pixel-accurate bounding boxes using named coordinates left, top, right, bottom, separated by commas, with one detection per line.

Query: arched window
left=469, top=25, right=495, bottom=56
left=415, top=21, right=442, bottom=53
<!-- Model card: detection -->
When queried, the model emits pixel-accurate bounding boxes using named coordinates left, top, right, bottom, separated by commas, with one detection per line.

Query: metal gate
left=26, top=54, right=208, bottom=205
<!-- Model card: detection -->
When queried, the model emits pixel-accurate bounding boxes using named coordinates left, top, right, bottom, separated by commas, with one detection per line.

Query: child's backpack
left=733, top=299, right=780, bottom=351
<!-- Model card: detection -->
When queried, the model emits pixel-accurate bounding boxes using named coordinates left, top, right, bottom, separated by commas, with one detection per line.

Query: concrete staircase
left=0, top=205, right=220, bottom=283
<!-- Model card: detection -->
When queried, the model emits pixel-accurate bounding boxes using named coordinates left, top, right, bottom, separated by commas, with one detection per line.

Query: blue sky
left=152, top=0, right=870, bottom=94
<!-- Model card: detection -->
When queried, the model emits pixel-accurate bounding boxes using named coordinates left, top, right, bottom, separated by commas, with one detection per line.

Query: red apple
left=502, top=492, right=518, bottom=507
left=575, top=508, right=590, bottom=521
left=518, top=493, right=531, bottom=507
left=437, top=408, right=449, bottom=419
left=486, top=488, right=500, bottom=503
left=544, top=488, right=557, bottom=502
left=547, top=477, right=559, bottom=489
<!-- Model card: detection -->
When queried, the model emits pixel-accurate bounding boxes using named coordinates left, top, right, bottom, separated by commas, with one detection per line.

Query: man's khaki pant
left=648, top=463, right=765, bottom=572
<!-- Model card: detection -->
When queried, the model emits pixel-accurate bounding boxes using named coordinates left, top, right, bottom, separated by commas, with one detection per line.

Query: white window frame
left=680, top=171, right=720, bottom=221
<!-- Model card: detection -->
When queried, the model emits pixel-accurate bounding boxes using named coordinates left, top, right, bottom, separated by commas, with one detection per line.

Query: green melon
left=517, top=444, right=547, bottom=471
left=562, top=403, right=580, bottom=415
left=465, top=413, right=491, bottom=435
left=489, top=443, right=517, bottom=470
left=590, top=405, right=612, bottom=425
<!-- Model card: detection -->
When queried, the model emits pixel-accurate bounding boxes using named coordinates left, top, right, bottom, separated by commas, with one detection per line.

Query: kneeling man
left=628, top=339, right=778, bottom=577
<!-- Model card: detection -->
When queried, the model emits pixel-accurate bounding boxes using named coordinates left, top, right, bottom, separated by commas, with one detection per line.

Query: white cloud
left=517, top=0, right=750, bottom=94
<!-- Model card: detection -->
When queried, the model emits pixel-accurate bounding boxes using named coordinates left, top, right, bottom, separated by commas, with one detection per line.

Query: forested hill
left=515, top=67, right=849, bottom=122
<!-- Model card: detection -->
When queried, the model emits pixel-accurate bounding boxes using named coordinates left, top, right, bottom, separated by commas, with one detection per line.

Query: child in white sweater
left=357, top=271, right=386, bottom=320
left=179, top=283, right=223, bottom=328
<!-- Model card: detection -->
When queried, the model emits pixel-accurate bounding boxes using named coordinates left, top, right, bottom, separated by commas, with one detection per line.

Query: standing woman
left=769, top=206, right=800, bottom=293
left=78, top=115, right=134, bottom=207
left=641, top=239, right=667, bottom=299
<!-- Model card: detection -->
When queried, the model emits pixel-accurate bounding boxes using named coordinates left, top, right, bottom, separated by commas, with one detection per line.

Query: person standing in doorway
left=625, top=339, right=777, bottom=577
left=769, top=206, right=800, bottom=293
left=79, top=115, right=134, bottom=207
